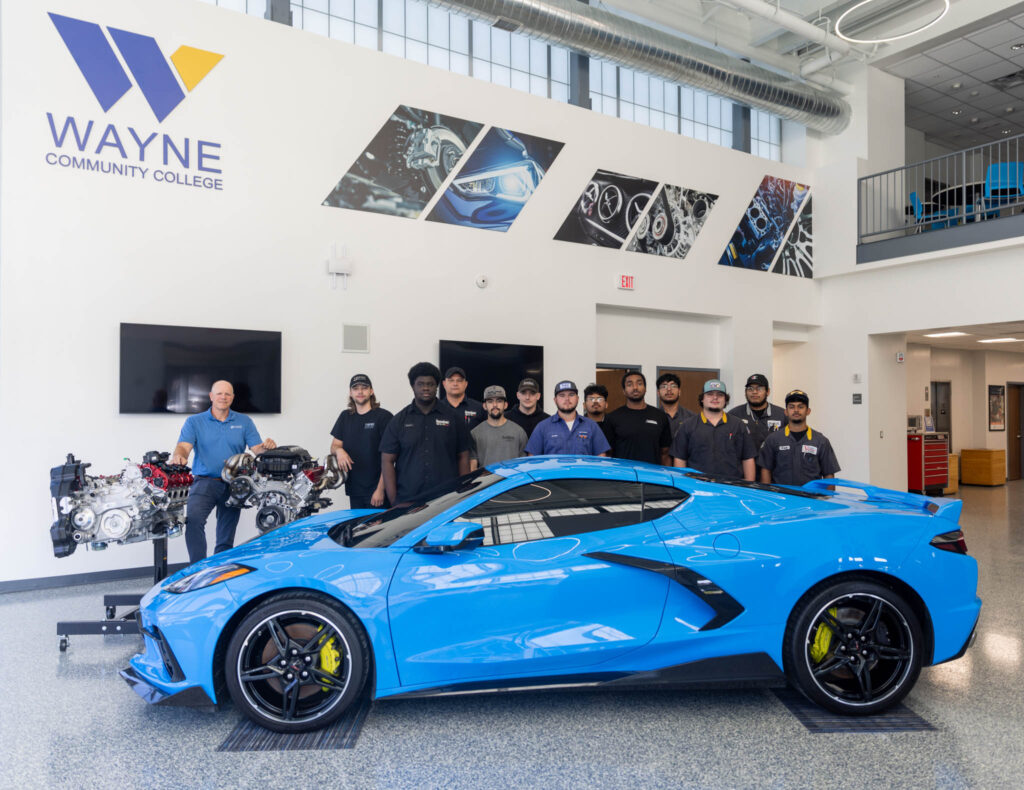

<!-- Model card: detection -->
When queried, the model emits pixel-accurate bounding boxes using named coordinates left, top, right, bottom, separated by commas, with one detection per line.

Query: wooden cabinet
left=943, top=454, right=959, bottom=496
left=907, top=433, right=948, bottom=494
left=960, top=449, right=1006, bottom=486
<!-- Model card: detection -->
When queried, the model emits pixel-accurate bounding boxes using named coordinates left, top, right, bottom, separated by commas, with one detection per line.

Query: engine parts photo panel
left=322, top=105, right=484, bottom=219
left=626, top=185, right=719, bottom=260
left=772, top=197, right=813, bottom=278
left=554, top=170, right=659, bottom=249
left=426, top=128, right=564, bottom=232
left=719, top=176, right=810, bottom=272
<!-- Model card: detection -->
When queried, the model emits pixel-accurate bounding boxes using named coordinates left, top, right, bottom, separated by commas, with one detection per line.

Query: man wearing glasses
left=583, top=383, right=613, bottom=443
left=655, top=373, right=696, bottom=438
left=729, top=373, right=787, bottom=478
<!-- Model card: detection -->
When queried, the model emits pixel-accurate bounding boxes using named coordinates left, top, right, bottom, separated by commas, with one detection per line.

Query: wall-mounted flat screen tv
left=120, top=323, right=282, bottom=414
left=439, top=340, right=544, bottom=406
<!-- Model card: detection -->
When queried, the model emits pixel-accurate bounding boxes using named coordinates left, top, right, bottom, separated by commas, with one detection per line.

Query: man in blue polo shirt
left=171, top=380, right=276, bottom=563
left=525, top=380, right=611, bottom=456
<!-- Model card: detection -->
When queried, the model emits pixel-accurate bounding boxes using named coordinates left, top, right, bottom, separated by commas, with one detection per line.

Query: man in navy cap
left=670, top=379, right=756, bottom=480
left=759, top=390, right=841, bottom=485
left=524, top=380, right=611, bottom=456
left=441, top=366, right=485, bottom=427
left=330, top=374, right=393, bottom=509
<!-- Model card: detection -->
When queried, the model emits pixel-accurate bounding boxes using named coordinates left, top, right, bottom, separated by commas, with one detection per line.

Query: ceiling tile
left=973, top=60, right=1022, bottom=82
left=885, top=54, right=944, bottom=79
left=972, top=91, right=1018, bottom=110
left=927, top=38, right=986, bottom=64
left=967, top=21, right=1024, bottom=50
left=914, top=64, right=967, bottom=87
left=949, top=50, right=1008, bottom=75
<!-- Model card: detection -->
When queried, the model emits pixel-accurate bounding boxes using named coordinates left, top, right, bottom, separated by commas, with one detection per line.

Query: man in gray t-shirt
left=470, top=385, right=528, bottom=469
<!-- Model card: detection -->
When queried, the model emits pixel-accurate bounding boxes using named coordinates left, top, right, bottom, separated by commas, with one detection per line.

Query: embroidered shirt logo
left=435, top=418, right=450, bottom=426
left=802, top=445, right=818, bottom=455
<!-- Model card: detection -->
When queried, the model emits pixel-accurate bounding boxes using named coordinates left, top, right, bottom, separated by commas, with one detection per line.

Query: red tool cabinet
left=907, top=433, right=949, bottom=494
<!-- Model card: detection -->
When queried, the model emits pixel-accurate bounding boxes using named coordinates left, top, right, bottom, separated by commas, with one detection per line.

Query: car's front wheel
left=225, top=593, right=368, bottom=733
left=784, top=579, right=923, bottom=715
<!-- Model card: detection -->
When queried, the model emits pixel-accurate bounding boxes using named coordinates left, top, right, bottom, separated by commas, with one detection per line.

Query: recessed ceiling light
left=1008, top=107, right=1016, bottom=113
left=924, top=332, right=969, bottom=338
left=952, top=82, right=962, bottom=89
left=1013, top=43, right=1024, bottom=50
left=978, top=337, right=1023, bottom=343
left=971, top=117, right=980, bottom=123
left=970, top=90, right=980, bottom=96
left=952, top=109, right=962, bottom=115
left=1003, top=129, right=1013, bottom=134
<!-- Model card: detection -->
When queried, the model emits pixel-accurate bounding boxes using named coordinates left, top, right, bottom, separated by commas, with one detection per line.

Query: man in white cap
left=470, top=385, right=528, bottom=470
left=670, top=379, right=756, bottom=480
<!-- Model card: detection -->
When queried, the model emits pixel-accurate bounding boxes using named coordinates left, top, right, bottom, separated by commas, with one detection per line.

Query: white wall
left=905, top=343, right=932, bottom=420
left=0, top=0, right=822, bottom=583
left=930, top=348, right=976, bottom=456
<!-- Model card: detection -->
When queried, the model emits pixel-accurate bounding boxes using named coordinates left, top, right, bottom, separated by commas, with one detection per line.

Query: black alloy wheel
left=225, top=593, right=368, bottom=733
left=784, top=579, right=922, bottom=715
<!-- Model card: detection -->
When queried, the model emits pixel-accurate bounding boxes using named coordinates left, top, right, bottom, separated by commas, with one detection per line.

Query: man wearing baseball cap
left=505, top=377, right=549, bottom=439
left=728, top=374, right=787, bottom=472
left=470, top=385, right=528, bottom=470
left=330, top=374, right=393, bottom=509
left=441, top=366, right=485, bottom=428
left=524, top=380, right=611, bottom=457
left=758, top=390, right=840, bottom=486
left=670, top=379, right=756, bottom=480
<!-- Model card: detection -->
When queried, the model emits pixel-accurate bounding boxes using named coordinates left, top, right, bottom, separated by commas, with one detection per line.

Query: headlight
left=451, top=161, right=542, bottom=203
left=165, top=563, right=254, bottom=594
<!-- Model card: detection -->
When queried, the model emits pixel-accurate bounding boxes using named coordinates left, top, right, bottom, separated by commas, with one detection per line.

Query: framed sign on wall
left=989, top=384, right=1006, bottom=432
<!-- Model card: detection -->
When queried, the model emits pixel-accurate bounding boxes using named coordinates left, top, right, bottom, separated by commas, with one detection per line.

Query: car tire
left=783, top=578, right=922, bottom=716
left=225, top=592, right=369, bottom=733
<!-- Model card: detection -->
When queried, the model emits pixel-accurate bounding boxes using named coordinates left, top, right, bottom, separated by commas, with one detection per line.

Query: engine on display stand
left=221, top=445, right=344, bottom=534
left=49, top=451, right=193, bottom=557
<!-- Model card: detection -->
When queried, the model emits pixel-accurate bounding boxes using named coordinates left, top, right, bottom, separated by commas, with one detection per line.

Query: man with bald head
left=171, top=380, right=277, bottom=563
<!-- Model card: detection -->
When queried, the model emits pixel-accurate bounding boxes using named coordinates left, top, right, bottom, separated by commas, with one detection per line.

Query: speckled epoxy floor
left=2, top=483, right=1022, bottom=790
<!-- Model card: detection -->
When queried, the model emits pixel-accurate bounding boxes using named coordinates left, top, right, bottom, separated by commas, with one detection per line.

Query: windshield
left=328, top=470, right=504, bottom=548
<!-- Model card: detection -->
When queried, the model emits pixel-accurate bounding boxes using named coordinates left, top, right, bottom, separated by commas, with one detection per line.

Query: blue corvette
left=122, top=457, right=980, bottom=732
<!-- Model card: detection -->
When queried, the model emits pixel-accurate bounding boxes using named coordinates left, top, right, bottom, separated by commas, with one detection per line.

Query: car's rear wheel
left=784, top=579, right=922, bottom=715
left=225, top=593, right=368, bottom=733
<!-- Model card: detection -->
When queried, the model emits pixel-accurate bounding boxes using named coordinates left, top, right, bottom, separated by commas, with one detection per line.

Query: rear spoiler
left=802, top=478, right=963, bottom=523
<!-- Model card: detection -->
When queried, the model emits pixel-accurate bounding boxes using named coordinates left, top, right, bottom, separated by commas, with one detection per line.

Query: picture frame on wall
left=989, top=385, right=1006, bottom=431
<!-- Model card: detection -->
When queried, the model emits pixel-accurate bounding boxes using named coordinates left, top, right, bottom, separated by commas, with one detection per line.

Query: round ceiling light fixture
left=835, top=0, right=950, bottom=45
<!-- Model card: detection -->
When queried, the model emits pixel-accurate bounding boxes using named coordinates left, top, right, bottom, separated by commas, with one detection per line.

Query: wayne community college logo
left=49, top=12, right=223, bottom=122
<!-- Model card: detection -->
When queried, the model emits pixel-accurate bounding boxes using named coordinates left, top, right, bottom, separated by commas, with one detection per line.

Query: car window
left=329, top=470, right=504, bottom=548
left=459, top=479, right=687, bottom=546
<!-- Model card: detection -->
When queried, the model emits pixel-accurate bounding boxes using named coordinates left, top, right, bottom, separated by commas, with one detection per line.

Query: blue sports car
left=121, top=457, right=980, bottom=733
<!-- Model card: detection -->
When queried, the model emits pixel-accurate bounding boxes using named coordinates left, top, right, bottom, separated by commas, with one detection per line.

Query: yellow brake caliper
left=810, top=607, right=839, bottom=663
left=318, top=627, right=342, bottom=691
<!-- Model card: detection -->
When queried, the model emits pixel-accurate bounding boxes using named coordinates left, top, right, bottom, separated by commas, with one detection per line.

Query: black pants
left=348, top=494, right=388, bottom=510
left=185, top=477, right=241, bottom=563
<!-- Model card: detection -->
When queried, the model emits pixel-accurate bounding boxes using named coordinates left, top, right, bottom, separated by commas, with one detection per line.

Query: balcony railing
left=858, top=133, right=1024, bottom=244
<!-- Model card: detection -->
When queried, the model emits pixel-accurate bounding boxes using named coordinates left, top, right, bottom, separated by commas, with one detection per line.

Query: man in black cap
left=656, top=372, right=696, bottom=439
left=604, top=371, right=672, bottom=465
left=330, top=374, right=393, bottom=509
left=759, top=390, right=841, bottom=486
left=380, top=362, right=472, bottom=504
left=441, top=366, right=485, bottom=427
left=671, top=379, right=756, bottom=480
left=524, top=380, right=610, bottom=456
left=470, top=385, right=528, bottom=469
left=505, top=377, right=548, bottom=438
left=728, top=374, right=787, bottom=473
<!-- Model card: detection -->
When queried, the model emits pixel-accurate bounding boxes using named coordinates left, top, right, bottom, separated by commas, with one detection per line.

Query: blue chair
left=909, top=191, right=952, bottom=231
left=983, top=162, right=1024, bottom=215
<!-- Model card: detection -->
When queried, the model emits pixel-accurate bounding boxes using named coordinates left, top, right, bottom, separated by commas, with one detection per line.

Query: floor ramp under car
left=217, top=697, right=372, bottom=752
left=772, top=688, right=937, bottom=733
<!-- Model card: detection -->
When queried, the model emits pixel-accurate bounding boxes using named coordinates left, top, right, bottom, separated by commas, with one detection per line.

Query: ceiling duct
left=430, top=0, right=851, bottom=134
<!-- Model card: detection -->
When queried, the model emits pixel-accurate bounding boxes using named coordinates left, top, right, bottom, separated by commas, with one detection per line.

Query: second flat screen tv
left=120, top=323, right=282, bottom=414
left=439, top=340, right=543, bottom=405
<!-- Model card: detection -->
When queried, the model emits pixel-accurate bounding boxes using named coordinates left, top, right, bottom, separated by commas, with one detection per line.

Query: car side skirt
left=380, top=652, right=784, bottom=700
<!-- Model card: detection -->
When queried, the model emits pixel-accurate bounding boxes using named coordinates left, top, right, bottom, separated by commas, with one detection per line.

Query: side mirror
left=415, top=522, right=486, bottom=553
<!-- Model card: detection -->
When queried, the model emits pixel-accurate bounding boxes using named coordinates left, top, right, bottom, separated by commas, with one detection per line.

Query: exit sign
left=618, top=274, right=635, bottom=290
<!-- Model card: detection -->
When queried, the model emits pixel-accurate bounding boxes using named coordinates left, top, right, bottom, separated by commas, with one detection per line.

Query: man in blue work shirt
left=171, top=380, right=277, bottom=563
left=525, top=380, right=611, bottom=456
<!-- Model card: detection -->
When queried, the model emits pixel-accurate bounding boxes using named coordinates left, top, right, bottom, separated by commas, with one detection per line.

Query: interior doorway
left=656, top=366, right=721, bottom=414
left=929, top=381, right=951, bottom=441
left=1008, top=383, right=1024, bottom=481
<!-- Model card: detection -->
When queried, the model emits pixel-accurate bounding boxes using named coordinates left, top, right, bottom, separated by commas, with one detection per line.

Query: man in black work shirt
left=505, top=377, right=548, bottom=438
left=759, top=390, right=841, bottom=485
left=441, top=366, right=485, bottom=427
left=604, top=371, right=672, bottom=465
left=380, top=362, right=472, bottom=504
left=671, top=379, right=756, bottom=480
left=330, top=374, right=393, bottom=509
left=656, top=372, right=696, bottom=439
left=728, top=374, right=787, bottom=466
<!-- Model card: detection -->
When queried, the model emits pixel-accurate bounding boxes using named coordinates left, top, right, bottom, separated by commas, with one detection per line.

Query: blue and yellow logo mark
left=49, top=13, right=223, bottom=122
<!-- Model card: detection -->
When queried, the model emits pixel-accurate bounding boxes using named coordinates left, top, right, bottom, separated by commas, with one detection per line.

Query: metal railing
left=858, top=132, right=1024, bottom=244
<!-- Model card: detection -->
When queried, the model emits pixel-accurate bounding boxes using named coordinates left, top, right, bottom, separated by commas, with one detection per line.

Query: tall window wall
left=200, top=0, right=785, bottom=160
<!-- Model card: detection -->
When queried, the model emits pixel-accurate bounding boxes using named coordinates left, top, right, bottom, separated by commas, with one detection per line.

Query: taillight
left=931, top=529, right=968, bottom=555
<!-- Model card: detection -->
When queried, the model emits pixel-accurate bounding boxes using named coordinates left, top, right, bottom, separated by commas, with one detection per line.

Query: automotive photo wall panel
left=426, top=128, right=564, bottom=232
left=554, top=170, right=660, bottom=249
left=774, top=196, right=813, bottom=278
left=718, top=176, right=812, bottom=276
left=627, top=185, right=719, bottom=260
left=322, top=105, right=484, bottom=218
